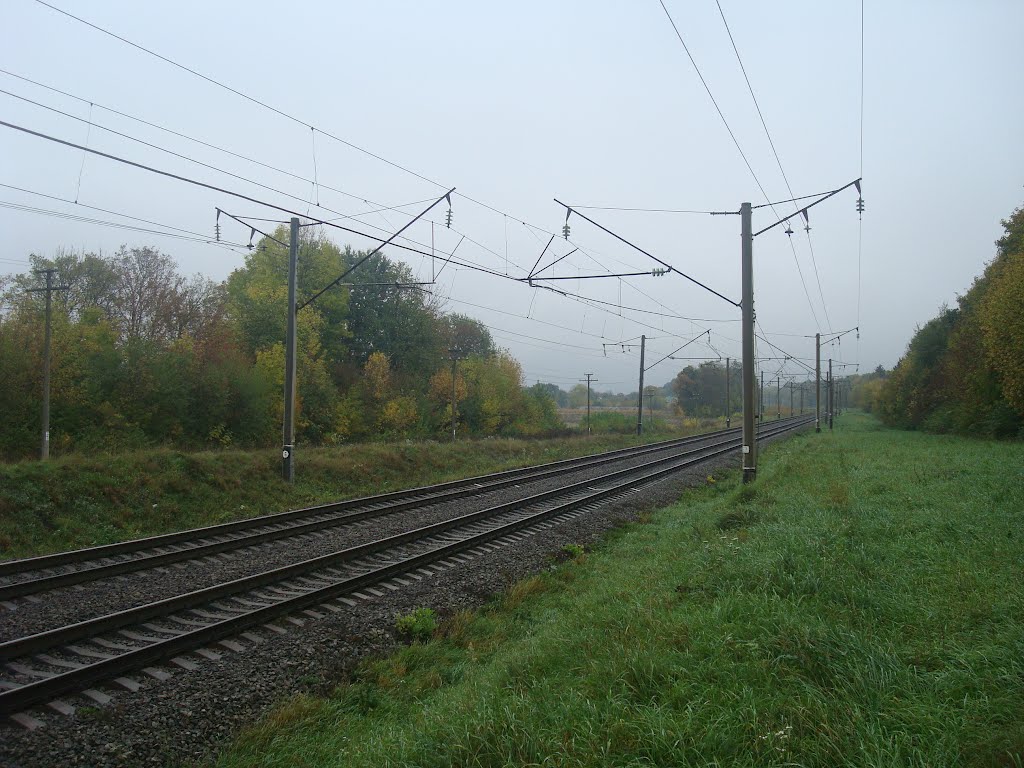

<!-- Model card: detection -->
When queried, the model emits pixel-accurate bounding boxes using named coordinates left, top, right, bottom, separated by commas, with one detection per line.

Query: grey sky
left=2, top=0, right=1021, bottom=391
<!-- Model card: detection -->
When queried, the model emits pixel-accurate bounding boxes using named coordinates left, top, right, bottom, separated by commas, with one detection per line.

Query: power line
left=0, top=71, right=535, bottom=280
left=26, top=0, right=567, bottom=245
left=0, top=87, right=428, bottom=238
left=0, top=119, right=464, bottom=265
left=754, top=328, right=815, bottom=374
left=26, top=0, right=841, bottom=355
left=655, top=0, right=772, bottom=203
left=0, top=199, right=248, bottom=249
left=4, top=43, right=714, bottom=326
left=32, top=0, right=446, bottom=192
left=714, top=0, right=795, bottom=204
left=713, top=0, right=825, bottom=332
left=562, top=205, right=721, bottom=215
left=0, top=120, right=727, bottom=355
left=0, top=68, right=442, bottom=230
left=0, top=181, right=244, bottom=245
left=803, top=226, right=832, bottom=332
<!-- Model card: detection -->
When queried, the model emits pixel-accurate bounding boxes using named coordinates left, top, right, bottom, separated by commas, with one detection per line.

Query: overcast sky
left=2, top=1, right=1022, bottom=391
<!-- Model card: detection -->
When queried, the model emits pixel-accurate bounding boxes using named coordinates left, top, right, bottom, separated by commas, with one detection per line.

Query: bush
left=394, top=607, right=437, bottom=642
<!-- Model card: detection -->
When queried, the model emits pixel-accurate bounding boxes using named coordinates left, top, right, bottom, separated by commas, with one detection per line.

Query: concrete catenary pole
left=41, top=270, right=53, bottom=460
left=815, top=333, right=822, bottom=433
left=759, top=369, right=764, bottom=433
left=282, top=218, right=299, bottom=482
left=828, top=358, right=834, bottom=431
left=740, top=202, right=756, bottom=482
left=27, top=268, right=69, bottom=459
left=776, top=377, right=781, bottom=420
left=636, top=335, right=646, bottom=436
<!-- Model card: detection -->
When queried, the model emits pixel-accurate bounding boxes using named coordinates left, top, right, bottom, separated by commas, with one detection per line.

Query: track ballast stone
left=0, top=426, right=806, bottom=768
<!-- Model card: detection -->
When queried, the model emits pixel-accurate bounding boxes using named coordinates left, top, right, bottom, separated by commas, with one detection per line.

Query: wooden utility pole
left=449, top=350, right=466, bottom=440
left=582, top=373, right=598, bottom=434
left=26, top=268, right=70, bottom=460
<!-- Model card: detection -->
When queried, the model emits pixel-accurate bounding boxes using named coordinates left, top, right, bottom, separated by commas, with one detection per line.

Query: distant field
left=215, top=414, right=1024, bottom=768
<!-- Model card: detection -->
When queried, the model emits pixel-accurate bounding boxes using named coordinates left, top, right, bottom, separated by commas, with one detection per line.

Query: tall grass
left=215, top=414, right=1024, bottom=768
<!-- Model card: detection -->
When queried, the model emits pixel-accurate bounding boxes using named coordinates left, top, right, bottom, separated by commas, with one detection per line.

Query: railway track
left=0, top=418, right=803, bottom=602
left=0, top=416, right=811, bottom=723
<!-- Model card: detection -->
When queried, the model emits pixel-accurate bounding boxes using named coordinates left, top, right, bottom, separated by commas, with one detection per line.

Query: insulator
left=784, top=225, right=793, bottom=236
left=445, top=208, right=452, bottom=228
left=562, top=223, right=571, bottom=240
left=856, top=197, right=865, bottom=213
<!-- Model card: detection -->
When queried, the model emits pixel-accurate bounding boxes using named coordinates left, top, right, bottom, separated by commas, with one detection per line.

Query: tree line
left=0, top=229, right=562, bottom=461
left=868, top=204, right=1024, bottom=437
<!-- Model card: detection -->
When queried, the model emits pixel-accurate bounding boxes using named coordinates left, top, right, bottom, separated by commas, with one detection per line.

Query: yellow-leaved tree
left=980, top=248, right=1024, bottom=413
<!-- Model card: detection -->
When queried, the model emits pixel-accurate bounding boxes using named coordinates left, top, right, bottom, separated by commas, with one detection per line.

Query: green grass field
left=0, top=429, right=683, bottom=560
left=213, top=415, right=1024, bottom=768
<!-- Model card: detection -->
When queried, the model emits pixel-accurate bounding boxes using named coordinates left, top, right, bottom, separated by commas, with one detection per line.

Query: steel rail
left=0, top=417, right=811, bottom=715
left=0, top=421, right=801, bottom=599
left=0, top=420, right=804, bottom=660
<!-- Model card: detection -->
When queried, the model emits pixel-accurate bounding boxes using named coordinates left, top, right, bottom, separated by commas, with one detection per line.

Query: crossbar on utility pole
left=636, top=335, right=646, bottom=436
left=740, top=202, right=756, bottom=482
left=282, top=218, right=299, bottom=482
left=26, top=268, right=70, bottom=460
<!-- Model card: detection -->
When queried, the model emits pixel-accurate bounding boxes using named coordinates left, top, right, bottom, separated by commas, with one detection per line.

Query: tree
left=981, top=249, right=1024, bottom=414
left=671, top=361, right=727, bottom=418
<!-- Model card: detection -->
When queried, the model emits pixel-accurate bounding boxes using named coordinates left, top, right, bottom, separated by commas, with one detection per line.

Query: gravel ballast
left=0, top=426, right=807, bottom=768
left=0, top=429, right=753, bottom=639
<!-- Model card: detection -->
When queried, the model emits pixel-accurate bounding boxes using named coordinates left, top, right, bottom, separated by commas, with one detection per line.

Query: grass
left=212, top=414, right=1024, bottom=768
left=0, top=428, right=684, bottom=561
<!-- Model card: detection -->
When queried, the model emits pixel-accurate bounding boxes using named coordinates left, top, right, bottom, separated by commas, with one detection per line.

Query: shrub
left=394, top=607, right=437, bottom=642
